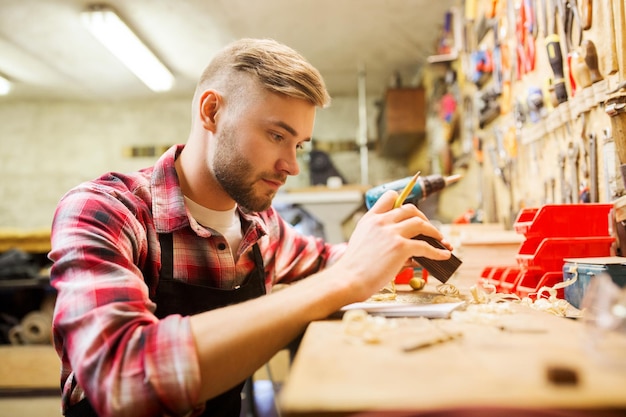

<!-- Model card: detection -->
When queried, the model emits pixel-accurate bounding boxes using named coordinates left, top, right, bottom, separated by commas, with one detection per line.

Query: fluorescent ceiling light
left=0, top=75, right=11, bottom=95
left=81, top=5, right=174, bottom=92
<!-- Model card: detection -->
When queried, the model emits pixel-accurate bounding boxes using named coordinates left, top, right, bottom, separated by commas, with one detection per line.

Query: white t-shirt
left=184, top=196, right=243, bottom=257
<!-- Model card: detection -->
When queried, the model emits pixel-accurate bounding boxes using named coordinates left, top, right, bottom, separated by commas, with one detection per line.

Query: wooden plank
left=0, top=229, right=51, bottom=253
left=0, top=397, right=61, bottom=417
left=280, top=307, right=626, bottom=415
left=0, top=346, right=59, bottom=389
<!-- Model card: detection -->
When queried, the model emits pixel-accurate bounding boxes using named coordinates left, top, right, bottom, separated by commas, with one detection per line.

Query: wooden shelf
left=0, top=229, right=51, bottom=254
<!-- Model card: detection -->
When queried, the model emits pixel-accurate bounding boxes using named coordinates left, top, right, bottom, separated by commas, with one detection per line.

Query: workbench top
left=279, top=303, right=626, bottom=416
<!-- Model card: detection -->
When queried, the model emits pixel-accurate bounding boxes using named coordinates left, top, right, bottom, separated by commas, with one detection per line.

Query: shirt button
left=217, top=243, right=227, bottom=250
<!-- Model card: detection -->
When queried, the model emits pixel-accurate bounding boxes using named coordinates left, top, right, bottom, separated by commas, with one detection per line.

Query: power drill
left=364, top=174, right=462, bottom=209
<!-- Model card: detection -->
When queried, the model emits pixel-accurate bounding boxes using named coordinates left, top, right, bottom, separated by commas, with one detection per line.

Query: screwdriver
left=545, top=33, right=568, bottom=104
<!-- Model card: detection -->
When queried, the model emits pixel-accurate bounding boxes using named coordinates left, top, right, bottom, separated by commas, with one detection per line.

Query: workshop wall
left=420, top=0, right=626, bottom=227
left=0, top=95, right=399, bottom=230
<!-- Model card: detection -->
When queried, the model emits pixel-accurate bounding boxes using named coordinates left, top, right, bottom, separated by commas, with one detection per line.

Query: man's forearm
left=189, top=264, right=351, bottom=402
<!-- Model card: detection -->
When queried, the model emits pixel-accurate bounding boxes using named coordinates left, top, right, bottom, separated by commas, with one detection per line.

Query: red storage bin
left=480, top=265, right=509, bottom=287
left=516, top=236, right=614, bottom=272
left=496, top=266, right=523, bottom=293
left=479, top=204, right=616, bottom=300
left=515, top=271, right=565, bottom=299
left=513, top=204, right=612, bottom=239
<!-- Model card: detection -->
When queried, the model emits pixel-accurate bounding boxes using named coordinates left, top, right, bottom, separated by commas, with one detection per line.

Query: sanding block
left=412, top=234, right=462, bottom=283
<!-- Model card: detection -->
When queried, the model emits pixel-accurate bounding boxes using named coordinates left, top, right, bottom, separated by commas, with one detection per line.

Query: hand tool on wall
left=499, top=0, right=516, bottom=115
left=570, top=50, right=592, bottom=93
left=364, top=174, right=462, bottom=209
left=486, top=0, right=499, bottom=19
left=602, top=128, right=624, bottom=200
left=606, top=91, right=626, bottom=192
left=488, top=143, right=509, bottom=186
left=581, top=40, right=603, bottom=84
left=487, top=141, right=514, bottom=224
left=527, top=85, right=547, bottom=122
left=492, top=19, right=505, bottom=94
left=567, top=141, right=580, bottom=203
left=562, top=0, right=584, bottom=96
left=543, top=180, right=550, bottom=204
left=470, top=49, right=493, bottom=86
left=516, top=0, right=537, bottom=78
left=545, top=0, right=568, bottom=104
left=589, top=132, right=598, bottom=203
left=478, top=88, right=501, bottom=128
left=558, top=151, right=570, bottom=203
left=578, top=112, right=590, bottom=188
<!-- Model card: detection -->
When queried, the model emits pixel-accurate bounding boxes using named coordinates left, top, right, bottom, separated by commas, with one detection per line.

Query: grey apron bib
left=65, top=232, right=266, bottom=417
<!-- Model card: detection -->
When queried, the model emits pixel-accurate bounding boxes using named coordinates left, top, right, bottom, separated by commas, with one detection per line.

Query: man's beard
left=213, top=129, right=280, bottom=212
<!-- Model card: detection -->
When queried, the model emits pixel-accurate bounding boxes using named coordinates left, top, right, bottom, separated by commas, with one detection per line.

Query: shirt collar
left=151, top=145, right=188, bottom=233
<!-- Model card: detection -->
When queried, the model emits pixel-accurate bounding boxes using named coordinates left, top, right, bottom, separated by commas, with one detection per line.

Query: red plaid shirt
left=49, top=144, right=344, bottom=417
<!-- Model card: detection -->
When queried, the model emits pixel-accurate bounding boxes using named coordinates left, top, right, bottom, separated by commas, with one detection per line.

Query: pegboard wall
left=442, top=0, right=626, bottom=226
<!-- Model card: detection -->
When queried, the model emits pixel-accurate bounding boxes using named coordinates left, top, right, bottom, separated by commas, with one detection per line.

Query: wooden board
left=0, top=229, right=51, bottom=253
left=0, top=346, right=59, bottom=389
left=279, top=306, right=626, bottom=415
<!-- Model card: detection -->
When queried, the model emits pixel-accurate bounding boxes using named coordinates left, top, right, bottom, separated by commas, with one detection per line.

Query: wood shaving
left=431, top=283, right=465, bottom=304
left=368, top=280, right=397, bottom=301
left=469, top=283, right=520, bottom=304
left=519, top=265, right=579, bottom=317
left=342, top=309, right=395, bottom=344
left=437, top=283, right=460, bottom=296
left=342, top=310, right=463, bottom=351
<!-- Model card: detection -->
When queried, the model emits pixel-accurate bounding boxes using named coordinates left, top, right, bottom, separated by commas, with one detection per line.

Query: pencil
left=394, top=171, right=420, bottom=208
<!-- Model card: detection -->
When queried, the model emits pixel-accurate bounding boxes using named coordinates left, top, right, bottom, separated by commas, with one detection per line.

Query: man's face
left=212, top=89, right=316, bottom=212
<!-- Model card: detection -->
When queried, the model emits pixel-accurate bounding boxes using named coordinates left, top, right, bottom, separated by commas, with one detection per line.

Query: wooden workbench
left=279, top=225, right=626, bottom=416
left=279, top=304, right=626, bottom=416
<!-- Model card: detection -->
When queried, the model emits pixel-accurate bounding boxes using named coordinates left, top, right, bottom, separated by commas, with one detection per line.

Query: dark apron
left=66, top=233, right=267, bottom=417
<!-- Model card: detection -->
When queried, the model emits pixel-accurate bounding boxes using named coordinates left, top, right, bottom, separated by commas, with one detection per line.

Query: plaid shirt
left=49, top=144, right=344, bottom=417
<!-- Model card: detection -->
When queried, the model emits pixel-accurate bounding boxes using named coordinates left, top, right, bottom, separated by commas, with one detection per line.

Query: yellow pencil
left=394, top=171, right=420, bottom=208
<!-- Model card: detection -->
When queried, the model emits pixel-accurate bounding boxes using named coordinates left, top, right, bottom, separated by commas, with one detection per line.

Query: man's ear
left=199, top=90, right=220, bottom=131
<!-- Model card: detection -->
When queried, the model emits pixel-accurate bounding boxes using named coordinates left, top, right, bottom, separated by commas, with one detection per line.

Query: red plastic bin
left=516, top=236, right=615, bottom=272
left=513, top=204, right=612, bottom=239
left=480, top=265, right=510, bottom=287
left=496, top=266, right=526, bottom=293
left=515, top=271, right=565, bottom=299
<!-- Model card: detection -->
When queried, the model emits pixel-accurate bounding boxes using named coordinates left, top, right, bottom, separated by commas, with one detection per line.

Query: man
left=49, top=38, right=452, bottom=417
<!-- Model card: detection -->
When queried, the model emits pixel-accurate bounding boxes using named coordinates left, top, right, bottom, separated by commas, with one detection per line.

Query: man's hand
left=332, top=190, right=452, bottom=302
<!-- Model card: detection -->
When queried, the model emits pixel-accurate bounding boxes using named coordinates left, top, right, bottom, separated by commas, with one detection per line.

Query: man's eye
left=296, top=143, right=305, bottom=150
left=270, top=132, right=283, bottom=141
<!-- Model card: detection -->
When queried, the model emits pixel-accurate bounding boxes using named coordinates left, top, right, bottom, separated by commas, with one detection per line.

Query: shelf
left=0, top=276, right=51, bottom=290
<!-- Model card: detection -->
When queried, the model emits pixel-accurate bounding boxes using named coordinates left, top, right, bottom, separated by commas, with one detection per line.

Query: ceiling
left=0, top=0, right=457, bottom=101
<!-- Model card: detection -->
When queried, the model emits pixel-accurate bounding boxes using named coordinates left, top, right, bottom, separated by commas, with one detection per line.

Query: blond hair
left=196, top=38, right=331, bottom=108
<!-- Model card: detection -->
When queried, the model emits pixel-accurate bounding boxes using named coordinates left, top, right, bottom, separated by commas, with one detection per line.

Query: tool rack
left=480, top=203, right=614, bottom=298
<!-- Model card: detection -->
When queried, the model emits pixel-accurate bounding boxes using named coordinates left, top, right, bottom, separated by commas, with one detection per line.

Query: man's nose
left=276, top=150, right=300, bottom=176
